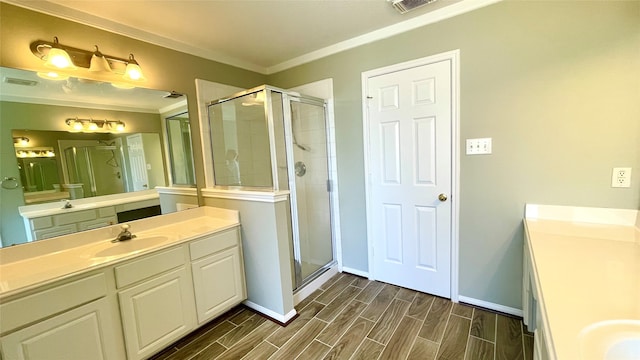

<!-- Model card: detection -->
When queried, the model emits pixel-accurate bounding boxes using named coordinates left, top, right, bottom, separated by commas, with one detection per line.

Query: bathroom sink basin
left=578, top=320, right=640, bottom=360
left=91, top=236, right=173, bottom=258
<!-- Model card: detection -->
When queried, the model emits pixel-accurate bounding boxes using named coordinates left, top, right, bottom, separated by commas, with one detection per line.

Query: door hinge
left=326, top=179, right=332, bottom=192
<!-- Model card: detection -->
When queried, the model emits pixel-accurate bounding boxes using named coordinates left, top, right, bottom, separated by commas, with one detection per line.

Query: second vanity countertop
left=524, top=205, right=639, bottom=360
left=0, top=206, right=239, bottom=299
left=18, top=189, right=160, bottom=219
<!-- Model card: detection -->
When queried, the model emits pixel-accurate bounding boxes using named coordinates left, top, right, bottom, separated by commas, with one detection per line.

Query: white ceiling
left=8, top=0, right=500, bottom=74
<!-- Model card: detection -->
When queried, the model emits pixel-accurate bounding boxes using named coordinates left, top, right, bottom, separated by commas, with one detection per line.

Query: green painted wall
left=0, top=2, right=266, bottom=245
left=0, top=1, right=267, bottom=203
left=267, top=1, right=640, bottom=308
left=1, top=1, right=638, bottom=310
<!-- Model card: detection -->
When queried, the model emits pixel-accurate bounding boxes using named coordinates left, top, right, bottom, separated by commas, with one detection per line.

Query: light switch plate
left=466, top=138, right=492, bottom=155
left=611, top=167, right=631, bottom=188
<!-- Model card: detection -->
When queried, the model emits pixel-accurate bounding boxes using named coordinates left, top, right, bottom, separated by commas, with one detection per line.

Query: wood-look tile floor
left=152, top=273, right=534, bottom=360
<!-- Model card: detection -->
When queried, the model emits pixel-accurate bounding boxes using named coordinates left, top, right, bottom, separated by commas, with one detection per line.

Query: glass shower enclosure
left=207, top=85, right=335, bottom=290
left=63, top=143, right=125, bottom=198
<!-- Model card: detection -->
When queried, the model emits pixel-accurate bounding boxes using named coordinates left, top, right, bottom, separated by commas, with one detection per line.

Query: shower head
left=295, top=143, right=311, bottom=151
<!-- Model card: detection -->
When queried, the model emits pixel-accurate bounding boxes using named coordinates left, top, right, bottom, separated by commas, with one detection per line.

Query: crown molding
left=4, top=0, right=502, bottom=75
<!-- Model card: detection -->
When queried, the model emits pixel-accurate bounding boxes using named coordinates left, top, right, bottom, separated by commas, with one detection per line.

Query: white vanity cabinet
left=19, top=193, right=161, bottom=242
left=1, top=207, right=246, bottom=360
left=190, top=228, right=246, bottom=324
left=115, top=247, right=197, bottom=360
left=522, top=228, right=553, bottom=360
left=0, top=273, right=124, bottom=360
left=27, top=207, right=118, bottom=241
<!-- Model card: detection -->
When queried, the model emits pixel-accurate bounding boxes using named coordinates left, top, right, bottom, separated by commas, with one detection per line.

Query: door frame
left=361, top=50, right=460, bottom=302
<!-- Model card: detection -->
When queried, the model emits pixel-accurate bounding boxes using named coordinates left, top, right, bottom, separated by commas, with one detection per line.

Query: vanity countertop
left=524, top=205, right=639, bottom=360
left=18, top=189, right=160, bottom=219
left=0, top=206, right=239, bottom=299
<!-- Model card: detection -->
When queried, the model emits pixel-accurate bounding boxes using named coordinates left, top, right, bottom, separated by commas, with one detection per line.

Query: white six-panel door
left=126, top=134, right=149, bottom=191
left=366, top=58, right=453, bottom=298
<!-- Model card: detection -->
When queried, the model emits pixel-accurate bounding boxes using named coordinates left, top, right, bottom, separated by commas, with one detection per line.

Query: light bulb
left=47, top=48, right=72, bottom=68
left=89, top=46, right=111, bottom=73
left=88, top=122, right=98, bottom=131
left=111, top=82, right=135, bottom=89
left=123, top=54, right=145, bottom=81
left=37, top=71, right=69, bottom=81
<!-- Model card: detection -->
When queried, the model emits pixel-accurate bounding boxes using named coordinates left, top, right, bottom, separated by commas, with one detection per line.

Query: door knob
left=438, top=193, right=448, bottom=202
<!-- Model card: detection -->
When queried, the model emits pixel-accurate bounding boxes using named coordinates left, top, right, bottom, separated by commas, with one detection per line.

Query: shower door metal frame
left=207, top=85, right=337, bottom=290
left=207, top=85, right=287, bottom=191
left=284, top=94, right=337, bottom=290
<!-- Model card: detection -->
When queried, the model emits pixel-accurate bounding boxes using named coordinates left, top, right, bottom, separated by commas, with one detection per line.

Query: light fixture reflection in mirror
left=13, top=136, right=30, bottom=146
left=65, top=118, right=126, bottom=133
left=1, top=66, right=195, bottom=247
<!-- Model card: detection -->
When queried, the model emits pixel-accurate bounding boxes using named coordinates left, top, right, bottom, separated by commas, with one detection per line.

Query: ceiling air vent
left=164, top=91, right=184, bottom=99
left=390, top=0, right=437, bottom=14
left=3, top=77, right=38, bottom=86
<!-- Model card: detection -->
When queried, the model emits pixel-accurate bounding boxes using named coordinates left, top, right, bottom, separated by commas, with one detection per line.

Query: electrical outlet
left=611, top=167, right=631, bottom=188
left=466, top=138, right=492, bottom=155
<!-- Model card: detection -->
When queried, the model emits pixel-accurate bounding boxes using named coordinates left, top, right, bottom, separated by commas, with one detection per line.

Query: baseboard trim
left=242, top=300, right=297, bottom=325
left=293, top=266, right=338, bottom=306
left=458, top=296, right=523, bottom=317
left=341, top=267, right=369, bottom=278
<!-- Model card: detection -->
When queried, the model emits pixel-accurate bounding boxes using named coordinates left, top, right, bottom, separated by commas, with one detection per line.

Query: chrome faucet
left=112, top=224, right=136, bottom=242
left=61, top=200, right=73, bottom=209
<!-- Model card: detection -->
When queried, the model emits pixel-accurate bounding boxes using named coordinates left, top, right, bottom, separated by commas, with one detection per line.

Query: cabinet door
left=118, top=267, right=196, bottom=360
left=1, top=298, right=122, bottom=360
left=192, top=247, right=246, bottom=324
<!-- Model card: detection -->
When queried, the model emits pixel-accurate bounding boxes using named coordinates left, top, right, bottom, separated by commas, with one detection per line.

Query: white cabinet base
left=192, top=247, right=244, bottom=323
left=1, top=298, right=121, bottom=360
left=118, top=267, right=196, bottom=360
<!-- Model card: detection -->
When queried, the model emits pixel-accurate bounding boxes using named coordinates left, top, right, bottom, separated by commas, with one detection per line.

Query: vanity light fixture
left=89, top=46, right=111, bottom=73
left=16, top=147, right=55, bottom=158
left=31, top=37, right=145, bottom=83
left=65, top=118, right=126, bottom=133
left=43, top=37, right=77, bottom=70
left=13, top=137, right=30, bottom=146
left=36, top=71, right=69, bottom=81
left=123, top=54, right=144, bottom=81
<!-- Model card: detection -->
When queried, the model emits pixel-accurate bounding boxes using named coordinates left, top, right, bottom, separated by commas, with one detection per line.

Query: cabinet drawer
left=54, top=209, right=97, bottom=225
left=189, top=228, right=239, bottom=260
left=34, top=224, right=77, bottom=240
left=98, top=206, right=116, bottom=217
left=30, top=217, right=53, bottom=230
left=115, top=247, right=185, bottom=289
left=79, top=216, right=118, bottom=231
left=0, top=273, right=107, bottom=334
left=115, top=199, right=160, bottom=213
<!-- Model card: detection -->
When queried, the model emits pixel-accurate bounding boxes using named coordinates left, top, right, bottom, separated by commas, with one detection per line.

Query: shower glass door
left=288, top=97, right=334, bottom=289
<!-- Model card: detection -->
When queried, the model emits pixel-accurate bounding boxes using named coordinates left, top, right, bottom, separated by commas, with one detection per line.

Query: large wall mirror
left=0, top=67, right=197, bottom=247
